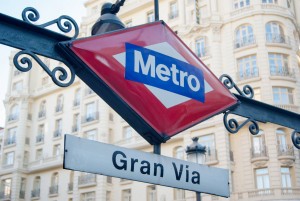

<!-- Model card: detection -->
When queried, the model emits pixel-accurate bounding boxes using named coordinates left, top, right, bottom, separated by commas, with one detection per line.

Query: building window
left=237, top=55, right=258, bottom=80
left=169, top=1, right=179, bottom=19
left=272, top=87, right=294, bottom=105
left=5, top=127, right=16, bottom=146
left=251, top=130, right=267, bottom=157
left=8, top=104, right=19, bottom=121
left=72, top=113, right=80, bottom=132
left=234, top=24, right=255, bottom=48
left=198, top=134, right=216, bottom=162
left=56, top=95, right=64, bottom=112
left=106, top=191, right=112, bottom=201
left=36, top=149, right=43, bottom=160
left=54, top=119, right=62, bottom=138
left=122, top=189, right=131, bottom=201
left=53, top=144, right=61, bottom=156
left=255, top=168, right=270, bottom=189
left=38, top=100, right=46, bottom=118
left=195, top=38, right=207, bottom=57
left=268, top=53, right=291, bottom=77
left=32, top=177, right=40, bottom=198
left=281, top=167, right=292, bottom=188
left=147, top=185, right=157, bottom=201
left=85, top=129, right=97, bottom=141
left=80, top=191, right=95, bottom=201
left=233, top=0, right=250, bottom=9
left=84, top=102, right=98, bottom=122
left=174, top=146, right=184, bottom=159
left=123, top=126, right=133, bottom=139
left=4, top=152, right=14, bottom=166
left=74, top=88, right=81, bottom=107
left=20, top=178, right=26, bottom=199
left=50, top=172, right=59, bottom=195
left=266, top=22, right=287, bottom=44
left=262, top=0, right=278, bottom=4
left=174, top=189, right=185, bottom=200
left=147, top=11, right=155, bottom=23
left=12, top=81, right=23, bottom=92
left=1, top=178, right=12, bottom=199
left=85, top=86, right=94, bottom=96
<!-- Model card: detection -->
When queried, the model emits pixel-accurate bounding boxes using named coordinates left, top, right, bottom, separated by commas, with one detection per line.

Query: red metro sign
left=59, top=21, right=237, bottom=144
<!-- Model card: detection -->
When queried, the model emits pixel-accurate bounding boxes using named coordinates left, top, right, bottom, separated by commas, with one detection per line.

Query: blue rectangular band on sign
left=125, top=43, right=205, bottom=103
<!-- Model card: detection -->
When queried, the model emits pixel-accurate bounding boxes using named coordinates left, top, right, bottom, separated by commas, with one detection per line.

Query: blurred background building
left=0, top=0, right=300, bottom=201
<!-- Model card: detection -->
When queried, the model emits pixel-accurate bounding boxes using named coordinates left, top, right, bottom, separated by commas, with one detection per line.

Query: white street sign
left=63, top=135, right=230, bottom=197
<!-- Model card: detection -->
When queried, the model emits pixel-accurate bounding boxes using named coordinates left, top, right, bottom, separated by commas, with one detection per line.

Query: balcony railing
left=7, top=114, right=18, bottom=122
left=31, top=189, right=40, bottom=198
left=49, top=185, right=58, bottom=195
left=234, top=35, right=256, bottom=49
left=274, top=104, right=298, bottom=113
left=281, top=187, right=300, bottom=195
left=270, top=67, right=295, bottom=78
left=68, top=182, right=73, bottom=192
left=53, top=129, right=62, bottom=138
left=237, top=68, right=259, bottom=81
left=266, top=33, right=290, bottom=45
left=278, top=144, right=294, bottom=157
left=78, top=174, right=97, bottom=186
left=169, top=11, right=179, bottom=19
left=0, top=191, right=11, bottom=199
left=55, top=105, right=63, bottom=113
left=81, top=112, right=99, bottom=124
left=4, top=137, right=16, bottom=146
left=36, top=134, right=44, bottom=143
left=248, top=188, right=274, bottom=197
left=19, top=190, right=25, bottom=199
left=251, top=145, right=268, bottom=159
left=38, top=111, right=46, bottom=118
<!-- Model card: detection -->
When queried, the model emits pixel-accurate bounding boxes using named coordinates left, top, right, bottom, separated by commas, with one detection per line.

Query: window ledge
left=234, top=43, right=257, bottom=53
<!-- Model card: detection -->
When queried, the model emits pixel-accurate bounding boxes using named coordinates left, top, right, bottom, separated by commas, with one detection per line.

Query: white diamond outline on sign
left=112, top=42, right=213, bottom=108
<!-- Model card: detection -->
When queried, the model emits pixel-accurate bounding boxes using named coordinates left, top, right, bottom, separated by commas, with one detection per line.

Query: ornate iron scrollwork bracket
left=219, top=74, right=260, bottom=135
left=291, top=130, right=300, bottom=149
left=11, top=7, right=79, bottom=87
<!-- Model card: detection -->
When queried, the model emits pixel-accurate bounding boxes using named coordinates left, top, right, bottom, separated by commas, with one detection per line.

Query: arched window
left=174, top=146, right=184, bottom=160
left=265, top=22, right=286, bottom=43
left=39, top=100, right=46, bottom=118
left=276, top=128, right=287, bottom=149
left=9, top=104, right=19, bottom=121
left=251, top=130, right=266, bottom=156
left=234, top=24, right=254, bottom=48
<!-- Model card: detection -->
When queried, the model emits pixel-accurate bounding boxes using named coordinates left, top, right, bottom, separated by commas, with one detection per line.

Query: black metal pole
left=196, top=192, right=201, bottom=201
left=154, top=0, right=159, bottom=21
left=153, top=143, right=161, bottom=155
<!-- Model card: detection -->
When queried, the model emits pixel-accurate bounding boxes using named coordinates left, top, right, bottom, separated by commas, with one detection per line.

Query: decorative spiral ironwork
left=223, top=110, right=260, bottom=135
left=291, top=130, right=300, bottom=149
left=13, top=50, right=75, bottom=87
left=21, top=7, right=79, bottom=39
left=219, top=74, right=254, bottom=99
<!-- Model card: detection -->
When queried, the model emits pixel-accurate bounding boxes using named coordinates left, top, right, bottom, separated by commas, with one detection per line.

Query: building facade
left=0, top=0, right=300, bottom=201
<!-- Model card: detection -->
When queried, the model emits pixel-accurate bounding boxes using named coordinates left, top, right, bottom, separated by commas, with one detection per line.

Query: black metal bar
left=196, top=192, right=201, bottom=201
left=153, top=144, right=161, bottom=155
left=154, top=0, right=159, bottom=21
left=231, top=94, right=300, bottom=131
left=0, top=13, right=70, bottom=61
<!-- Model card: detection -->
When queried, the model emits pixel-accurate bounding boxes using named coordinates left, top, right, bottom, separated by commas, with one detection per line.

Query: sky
left=0, top=0, right=87, bottom=127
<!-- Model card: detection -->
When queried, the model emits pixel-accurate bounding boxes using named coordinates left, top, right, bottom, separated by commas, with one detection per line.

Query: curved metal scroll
left=219, top=74, right=254, bottom=99
left=223, top=110, right=260, bottom=135
left=291, top=130, right=300, bottom=149
left=13, top=50, right=75, bottom=87
left=22, top=7, right=79, bottom=39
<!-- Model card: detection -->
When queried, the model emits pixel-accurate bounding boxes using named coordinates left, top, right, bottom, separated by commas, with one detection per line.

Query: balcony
left=270, top=67, right=295, bottom=79
left=19, top=190, right=25, bottom=199
left=169, top=11, right=179, bottom=20
left=234, top=35, right=256, bottom=49
left=36, top=134, right=44, bottom=143
left=4, top=137, right=16, bottom=146
left=205, top=148, right=218, bottom=165
left=53, top=129, right=62, bottom=139
left=73, top=99, right=80, bottom=107
left=277, top=144, right=295, bottom=165
left=0, top=191, right=11, bottom=200
left=81, top=112, right=99, bottom=124
left=31, top=189, right=40, bottom=199
left=68, top=182, right=73, bottom=192
left=248, top=188, right=274, bottom=198
left=38, top=111, right=46, bottom=119
left=251, top=145, right=268, bottom=166
left=55, top=105, right=63, bottom=113
left=78, top=174, right=97, bottom=187
left=28, top=154, right=63, bottom=172
left=274, top=104, right=299, bottom=113
left=266, top=33, right=291, bottom=46
left=49, top=185, right=58, bottom=196
left=237, top=68, right=259, bottom=81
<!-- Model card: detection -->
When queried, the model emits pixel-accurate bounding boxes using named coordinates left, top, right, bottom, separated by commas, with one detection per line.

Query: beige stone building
left=1, top=0, right=300, bottom=201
